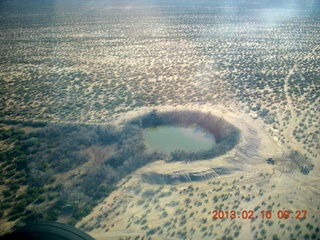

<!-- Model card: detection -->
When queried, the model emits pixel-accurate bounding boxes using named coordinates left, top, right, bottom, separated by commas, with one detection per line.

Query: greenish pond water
left=144, top=126, right=216, bottom=153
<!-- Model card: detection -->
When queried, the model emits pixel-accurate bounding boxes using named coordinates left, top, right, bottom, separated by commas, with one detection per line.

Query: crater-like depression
left=129, top=110, right=240, bottom=162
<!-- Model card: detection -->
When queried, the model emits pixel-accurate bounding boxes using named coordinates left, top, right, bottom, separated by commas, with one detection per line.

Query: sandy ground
left=77, top=104, right=320, bottom=239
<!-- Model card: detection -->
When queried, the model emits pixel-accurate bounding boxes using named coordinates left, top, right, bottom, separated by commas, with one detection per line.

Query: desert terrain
left=0, top=1, right=319, bottom=239
left=78, top=105, right=319, bottom=239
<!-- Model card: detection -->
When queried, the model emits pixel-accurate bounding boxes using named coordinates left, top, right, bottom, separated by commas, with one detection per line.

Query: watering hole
left=144, top=125, right=216, bottom=153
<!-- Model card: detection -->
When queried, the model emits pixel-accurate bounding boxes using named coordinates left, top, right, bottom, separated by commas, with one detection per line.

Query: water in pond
left=144, top=126, right=215, bottom=153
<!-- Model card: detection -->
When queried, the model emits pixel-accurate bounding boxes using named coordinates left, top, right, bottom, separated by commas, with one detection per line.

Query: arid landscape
left=0, top=0, right=319, bottom=239
left=78, top=105, right=319, bottom=239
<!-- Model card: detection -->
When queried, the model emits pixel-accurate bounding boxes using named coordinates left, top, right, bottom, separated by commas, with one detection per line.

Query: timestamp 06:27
left=212, top=210, right=307, bottom=220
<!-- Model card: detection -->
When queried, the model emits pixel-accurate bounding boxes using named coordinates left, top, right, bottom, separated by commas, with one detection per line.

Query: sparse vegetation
left=0, top=1, right=319, bottom=239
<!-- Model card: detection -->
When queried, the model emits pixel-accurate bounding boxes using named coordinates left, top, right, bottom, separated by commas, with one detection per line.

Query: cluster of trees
left=0, top=126, right=41, bottom=223
left=1, top=110, right=239, bottom=231
left=0, top=124, right=89, bottom=222
left=80, top=123, right=164, bottom=200
left=0, top=122, right=120, bottom=226
left=288, top=150, right=314, bottom=175
left=0, top=117, right=165, bottom=230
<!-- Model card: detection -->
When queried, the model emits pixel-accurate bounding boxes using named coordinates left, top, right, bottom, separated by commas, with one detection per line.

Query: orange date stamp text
left=212, top=210, right=307, bottom=220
